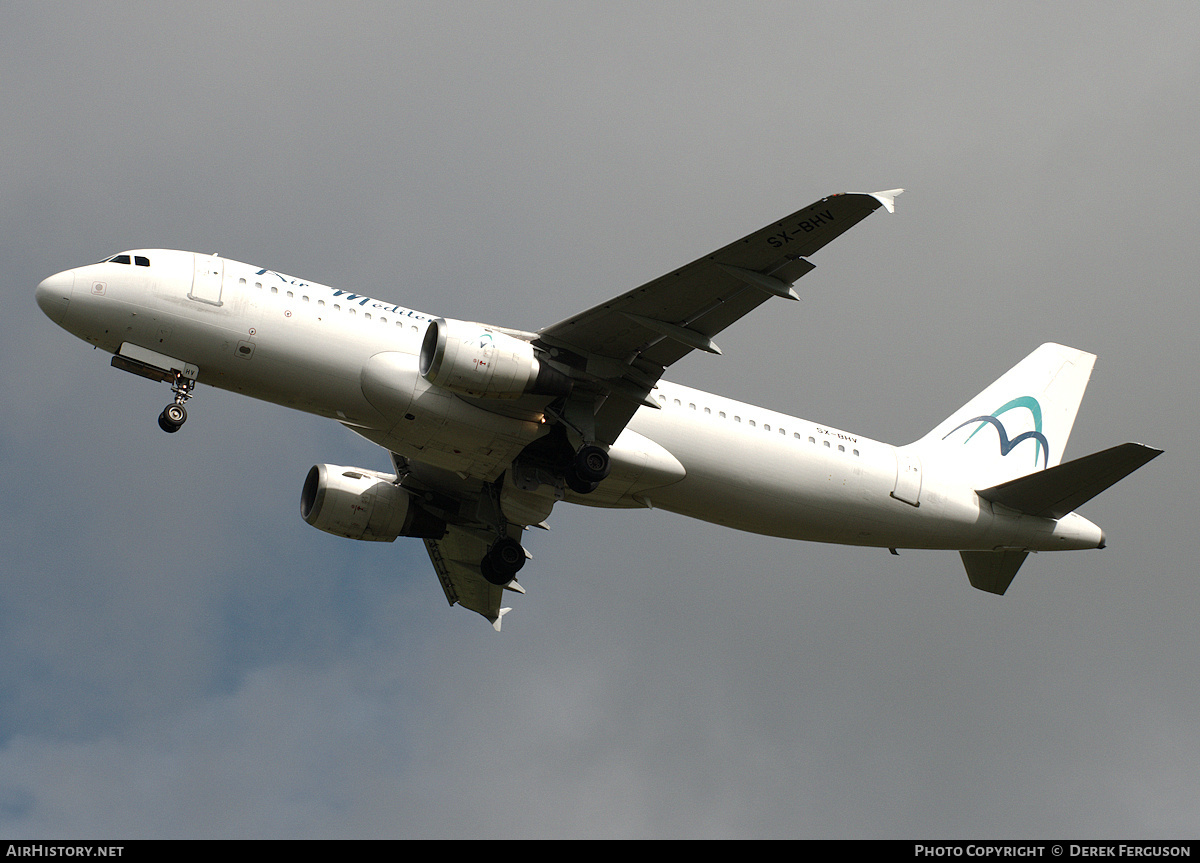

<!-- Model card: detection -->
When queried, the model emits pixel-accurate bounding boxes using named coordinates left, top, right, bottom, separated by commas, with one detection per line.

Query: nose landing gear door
left=189, top=253, right=224, bottom=305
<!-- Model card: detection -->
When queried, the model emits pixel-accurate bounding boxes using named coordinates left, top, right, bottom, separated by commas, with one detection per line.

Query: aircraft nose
left=36, top=269, right=74, bottom=324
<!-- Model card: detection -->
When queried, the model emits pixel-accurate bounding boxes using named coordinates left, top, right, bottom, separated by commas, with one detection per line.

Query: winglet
left=491, top=607, right=512, bottom=632
left=868, top=188, right=904, bottom=214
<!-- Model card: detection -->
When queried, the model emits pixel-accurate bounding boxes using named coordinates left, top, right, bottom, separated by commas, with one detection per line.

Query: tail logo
left=942, top=396, right=1049, bottom=468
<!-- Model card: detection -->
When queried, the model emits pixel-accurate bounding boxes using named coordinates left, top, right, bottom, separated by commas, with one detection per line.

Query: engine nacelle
left=419, top=318, right=571, bottom=399
left=300, top=464, right=445, bottom=542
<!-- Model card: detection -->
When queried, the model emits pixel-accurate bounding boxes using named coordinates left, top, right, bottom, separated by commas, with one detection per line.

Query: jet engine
left=419, top=318, right=571, bottom=399
left=301, top=464, right=445, bottom=542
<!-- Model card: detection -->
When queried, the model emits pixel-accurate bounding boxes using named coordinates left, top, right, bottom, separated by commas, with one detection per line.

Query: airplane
left=34, top=189, right=1161, bottom=630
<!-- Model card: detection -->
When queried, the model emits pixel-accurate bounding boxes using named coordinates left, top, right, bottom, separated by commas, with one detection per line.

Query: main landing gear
left=470, top=476, right=531, bottom=587
left=476, top=443, right=613, bottom=585
left=537, top=407, right=613, bottom=496
left=565, top=444, right=611, bottom=494
left=480, top=536, right=527, bottom=586
left=157, top=373, right=195, bottom=434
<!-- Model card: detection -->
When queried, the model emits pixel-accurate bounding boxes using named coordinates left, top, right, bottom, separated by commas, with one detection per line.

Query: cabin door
left=189, top=254, right=224, bottom=305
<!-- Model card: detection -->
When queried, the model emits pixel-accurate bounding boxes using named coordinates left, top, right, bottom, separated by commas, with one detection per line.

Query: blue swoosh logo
left=942, top=396, right=1049, bottom=468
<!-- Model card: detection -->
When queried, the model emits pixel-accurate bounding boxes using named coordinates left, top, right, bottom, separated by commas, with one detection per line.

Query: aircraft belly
left=358, top=355, right=546, bottom=480
left=179, top=310, right=545, bottom=479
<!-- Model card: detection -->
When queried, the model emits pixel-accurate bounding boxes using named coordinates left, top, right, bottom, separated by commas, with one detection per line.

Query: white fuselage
left=36, top=249, right=1104, bottom=555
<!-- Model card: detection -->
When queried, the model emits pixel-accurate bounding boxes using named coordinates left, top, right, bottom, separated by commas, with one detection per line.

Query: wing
left=535, top=190, right=901, bottom=444
left=424, top=526, right=523, bottom=631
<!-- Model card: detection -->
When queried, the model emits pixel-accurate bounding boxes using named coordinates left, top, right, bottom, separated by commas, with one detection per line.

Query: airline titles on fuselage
left=254, top=267, right=431, bottom=322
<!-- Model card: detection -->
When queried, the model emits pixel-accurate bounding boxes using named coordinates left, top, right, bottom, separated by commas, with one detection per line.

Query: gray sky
left=2, top=2, right=1198, bottom=838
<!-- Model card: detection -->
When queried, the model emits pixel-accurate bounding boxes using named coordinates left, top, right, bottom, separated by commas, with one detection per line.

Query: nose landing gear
left=158, top=403, right=187, bottom=433
left=157, top=373, right=195, bottom=433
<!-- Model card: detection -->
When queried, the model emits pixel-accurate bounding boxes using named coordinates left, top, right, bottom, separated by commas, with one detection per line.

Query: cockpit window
left=100, top=253, right=150, bottom=266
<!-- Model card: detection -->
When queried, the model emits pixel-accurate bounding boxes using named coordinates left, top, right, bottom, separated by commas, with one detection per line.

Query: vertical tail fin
left=910, top=343, right=1096, bottom=489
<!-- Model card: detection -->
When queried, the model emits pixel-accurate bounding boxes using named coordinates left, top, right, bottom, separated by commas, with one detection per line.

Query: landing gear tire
left=573, top=445, right=611, bottom=483
left=481, top=537, right=526, bottom=585
left=564, top=444, right=608, bottom=494
left=480, top=556, right=505, bottom=586
left=158, top=403, right=187, bottom=433
left=565, top=471, right=599, bottom=495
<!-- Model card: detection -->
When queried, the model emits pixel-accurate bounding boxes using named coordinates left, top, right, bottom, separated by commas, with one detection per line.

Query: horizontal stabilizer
left=977, top=443, right=1162, bottom=519
left=961, top=549, right=1028, bottom=595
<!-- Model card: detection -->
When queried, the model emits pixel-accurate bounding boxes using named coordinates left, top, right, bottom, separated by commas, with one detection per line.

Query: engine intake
left=419, top=318, right=571, bottom=399
left=301, top=464, right=445, bottom=542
